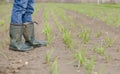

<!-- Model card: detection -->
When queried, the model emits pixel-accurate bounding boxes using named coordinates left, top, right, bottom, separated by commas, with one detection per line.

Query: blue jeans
left=11, top=0, right=34, bottom=25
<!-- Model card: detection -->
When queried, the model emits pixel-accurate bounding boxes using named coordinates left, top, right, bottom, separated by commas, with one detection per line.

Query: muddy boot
left=23, top=22, right=47, bottom=48
left=9, top=25, right=33, bottom=52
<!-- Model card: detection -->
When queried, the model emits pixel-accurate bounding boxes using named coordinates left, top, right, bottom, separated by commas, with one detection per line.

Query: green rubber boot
left=9, top=25, right=33, bottom=52
left=23, top=22, right=47, bottom=48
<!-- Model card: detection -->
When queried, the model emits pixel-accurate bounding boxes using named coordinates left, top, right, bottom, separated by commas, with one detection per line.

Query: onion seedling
left=50, top=58, right=59, bottom=74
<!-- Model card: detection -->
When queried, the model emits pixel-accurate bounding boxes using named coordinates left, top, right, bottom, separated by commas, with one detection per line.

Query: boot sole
left=33, top=44, right=47, bottom=48
left=9, top=47, right=33, bottom=52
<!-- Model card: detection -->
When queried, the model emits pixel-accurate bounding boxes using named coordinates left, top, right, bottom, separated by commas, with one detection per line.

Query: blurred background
left=0, top=0, right=120, bottom=4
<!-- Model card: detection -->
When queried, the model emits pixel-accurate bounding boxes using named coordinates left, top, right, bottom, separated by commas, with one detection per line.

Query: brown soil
left=0, top=5, right=120, bottom=74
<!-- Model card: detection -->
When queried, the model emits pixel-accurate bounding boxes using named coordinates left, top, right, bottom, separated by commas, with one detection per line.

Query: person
left=9, top=0, right=47, bottom=52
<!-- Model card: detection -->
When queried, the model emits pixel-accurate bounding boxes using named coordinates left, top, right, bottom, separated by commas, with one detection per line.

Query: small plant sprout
left=43, top=21, right=52, bottom=45
left=105, top=54, right=110, bottom=63
left=96, top=31, right=102, bottom=38
left=51, top=10, right=65, bottom=32
left=97, top=66, right=105, bottom=74
left=0, top=47, right=8, bottom=59
left=44, top=8, right=49, bottom=21
left=92, top=44, right=97, bottom=52
left=50, top=58, right=59, bottom=74
left=104, top=36, right=114, bottom=47
left=54, top=18, right=62, bottom=32
left=78, top=28, right=91, bottom=44
left=62, top=27, right=74, bottom=50
left=46, top=49, right=54, bottom=64
left=78, top=24, right=84, bottom=29
left=97, top=46, right=105, bottom=54
left=73, top=49, right=86, bottom=68
left=56, top=8, right=74, bottom=28
left=0, top=20, right=5, bottom=26
left=116, top=46, right=120, bottom=52
left=97, top=43, right=105, bottom=55
left=85, top=58, right=95, bottom=74
left=4, top=37, right=9, bottom=45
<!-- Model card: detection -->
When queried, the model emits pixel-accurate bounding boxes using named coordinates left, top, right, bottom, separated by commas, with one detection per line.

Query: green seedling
left=97, top=66, right=105, bottom=74
left=91, top=44, right=97, bottom=52
left=96, top=31, right=102, bottom=38
left=73, top=49, right=86, bottom=68
left=50, top=9, right=63, bottom=32
left=3, top=37, right=9, bottom=45
left=60, top=3, right=120, bottom=26
left=77, top=24, right=84, bottom=29
left=62, top=27, right=74, bottom=50
left=116, top=46, right=120, bottom=52
left=105, top=54, right=110, bottom=63
left=50, top=58, right=59, bottom=74
left=50, top=8, right=74, bottom=50
left=46, top=49, right=54, bottom=64
left=78, top=28, right=91, bottom=44
left=54, top=17, right=63, bottom=32
left=57, top=9, right=74, bottom=28
left=44, top=8, right=49, bottom=21
left=43, top=21, right=52, bottom=44
left=0, top=20, right=5, bottom=26
left=85, top=58, right=95, bottom=74
left=33, top=4, right=41, bottom=16
left=54, top=19, right=60, bottom=30
left=97, top=44, right=105, bottom=55
left=0, top=46, right=8, bottom=59
left=93, top=43, right=105, bottom=55
left=51, top=9, right=74, bottom=50
left=0, top=14, right=10, bottom=33
left=104, top=36, right=114, bottom=47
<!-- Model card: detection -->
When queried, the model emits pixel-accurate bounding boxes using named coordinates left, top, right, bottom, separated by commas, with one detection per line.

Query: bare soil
left=0, top=5, right=120, bottom=74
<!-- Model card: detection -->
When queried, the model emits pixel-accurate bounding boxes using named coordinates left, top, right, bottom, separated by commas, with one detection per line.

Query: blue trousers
left=11, top=0, right=34, bottom=25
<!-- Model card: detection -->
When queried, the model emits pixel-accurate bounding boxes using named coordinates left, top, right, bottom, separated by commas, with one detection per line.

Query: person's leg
left=11, top=0, right=29, bottom=24
left=23, top=0, right=47, bottom=47
left=9, top=0, right=33, bottom=51
left=22, top=0, right=34, bottom=23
